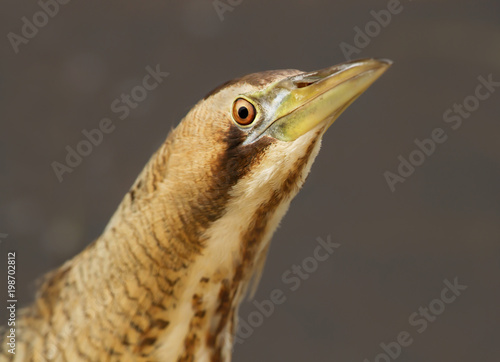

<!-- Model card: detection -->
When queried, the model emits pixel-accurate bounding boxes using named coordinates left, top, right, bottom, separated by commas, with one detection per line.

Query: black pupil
left=238, top=106, right=249, bottom=119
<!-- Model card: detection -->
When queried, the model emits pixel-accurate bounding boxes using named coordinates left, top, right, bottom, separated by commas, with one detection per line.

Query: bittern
left=1, top=58, right=390, bottom=361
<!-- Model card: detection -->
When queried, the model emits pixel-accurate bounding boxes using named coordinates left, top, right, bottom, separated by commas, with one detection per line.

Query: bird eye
left=232, top=98, right=256, bottom=126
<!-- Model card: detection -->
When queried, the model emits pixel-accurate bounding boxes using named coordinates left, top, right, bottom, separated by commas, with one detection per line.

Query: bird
left=1, top=58, right=391, bottom=362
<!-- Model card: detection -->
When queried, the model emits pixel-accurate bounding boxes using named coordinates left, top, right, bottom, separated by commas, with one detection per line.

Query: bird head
left=158, top=58, right=391, bottom=220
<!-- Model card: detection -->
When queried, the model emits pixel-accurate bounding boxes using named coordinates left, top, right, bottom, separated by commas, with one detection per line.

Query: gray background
left=1, top=0, right=499, bottom=361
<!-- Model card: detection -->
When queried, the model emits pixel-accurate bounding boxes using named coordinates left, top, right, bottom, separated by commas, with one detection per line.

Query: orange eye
left=232, top=98, right=256, bottom=126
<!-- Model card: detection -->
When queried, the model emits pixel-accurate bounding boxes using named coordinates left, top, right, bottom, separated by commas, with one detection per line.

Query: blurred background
left=1, top=0, right=499, bottom=361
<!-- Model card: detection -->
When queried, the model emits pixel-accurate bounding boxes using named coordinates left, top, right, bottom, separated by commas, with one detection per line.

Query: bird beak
left=261, top=58, right=392, bottom=142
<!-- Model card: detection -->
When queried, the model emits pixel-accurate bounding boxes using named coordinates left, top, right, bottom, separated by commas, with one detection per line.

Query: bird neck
left=17, top=129, right=321, bottom=361
left=70, top=143, right=299, bottom=360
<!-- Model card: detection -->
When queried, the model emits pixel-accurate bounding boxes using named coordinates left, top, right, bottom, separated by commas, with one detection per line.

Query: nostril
left=293, top=76, right=322, bottom=89
left=295, top=81, right=315, bottom=88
